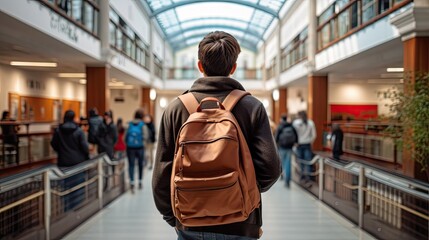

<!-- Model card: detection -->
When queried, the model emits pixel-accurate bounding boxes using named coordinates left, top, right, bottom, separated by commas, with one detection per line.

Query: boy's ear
left=229, top=63, right=237, bottom=75
left=197, top=61, right=205, bottom=74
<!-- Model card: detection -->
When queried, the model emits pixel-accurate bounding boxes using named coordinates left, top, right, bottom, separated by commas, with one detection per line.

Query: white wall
left=164, top=43, right=174, bottom=68
left=0, top=0, right=101, bottom=59
left=152, top=29, right=164, bottom=60
left=0, top=64, right=85, bottom=111
left=265, top=35, right=278, bottom=65
left=287, top=87, right=308, bottom=115
left=110, top=0, right=150, bottom=43
left=281, top=0, right=309, bottom=48
left=0, top=64, right=86, bottom=132
left=329, top=82, right=402, bottom=117
left=109, top=88, right=141, bottom=124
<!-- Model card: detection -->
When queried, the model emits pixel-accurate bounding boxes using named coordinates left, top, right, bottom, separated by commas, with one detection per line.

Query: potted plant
left=382, top=73, right=429, bottom=181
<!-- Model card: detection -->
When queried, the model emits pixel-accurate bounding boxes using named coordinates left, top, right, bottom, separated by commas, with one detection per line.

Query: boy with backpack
left=126, top=109, right=147, bottom=192
left=152, top=31, right=281, bottom=239
left=275, top=114, right=298, bottom=188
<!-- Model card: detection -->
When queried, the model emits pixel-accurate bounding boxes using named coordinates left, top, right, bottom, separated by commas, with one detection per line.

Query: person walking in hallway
left=293, top=111, right=316, bottom=186
left=152, top=31, right=281, bottom=240
left=97, top=110, right=118, bottom=160
left=114, top=118, right=126, bottom=160
left=126, top=110, right=147, bottom=192
left=143, top=114, right=156, bottom=170
left=275, top=114, right=298, bottom=188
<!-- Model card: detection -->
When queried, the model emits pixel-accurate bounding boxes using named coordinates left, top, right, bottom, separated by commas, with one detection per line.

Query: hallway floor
left=64, top=170, right=376, bottom=240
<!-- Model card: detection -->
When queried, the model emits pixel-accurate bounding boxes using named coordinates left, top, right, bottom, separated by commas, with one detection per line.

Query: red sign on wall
left=330, top=104, right=378, bottom=121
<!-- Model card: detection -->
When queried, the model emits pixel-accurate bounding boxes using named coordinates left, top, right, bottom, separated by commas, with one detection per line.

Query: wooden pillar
left=86, top=66, right=109, bottom=116
left=141, top=87, right=154, bottom=117
left=272, top=89, right=287, bottom=124
left=308, top=75, right=328, bottom=151
left=402, top=37, right=429, bottom=179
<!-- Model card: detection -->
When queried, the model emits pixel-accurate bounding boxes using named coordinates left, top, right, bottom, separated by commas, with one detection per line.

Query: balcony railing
left=281, top=28, right=308, bottom=72
left=39, top=0, right=99, bottom=37
left=317, top=0, right=413, bottom=51
left=1, top=122, right=56, bottom=170
left=167, top=68, right=262, bottom=80
left=0, top=154, right=126, bottom=239
left=292, top=153, right=428, bottom=240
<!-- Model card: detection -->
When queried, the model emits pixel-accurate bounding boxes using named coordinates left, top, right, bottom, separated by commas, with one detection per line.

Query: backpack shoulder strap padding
left=178, top=92, right=199, bottom=115
left=222, top=90, right=250, bottom=111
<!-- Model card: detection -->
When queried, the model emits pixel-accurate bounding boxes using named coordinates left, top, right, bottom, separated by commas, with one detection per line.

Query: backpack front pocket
left=174, top=171, right=244, bottom=220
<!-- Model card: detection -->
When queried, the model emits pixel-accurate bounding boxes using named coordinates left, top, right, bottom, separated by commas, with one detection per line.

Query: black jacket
left=97, top=121, right=118, bottom=159
left=51, top=122, right=89, bottom=167
left=331, top=128, right=344, bottom=156
left=152, top=77, right=281, bottom=238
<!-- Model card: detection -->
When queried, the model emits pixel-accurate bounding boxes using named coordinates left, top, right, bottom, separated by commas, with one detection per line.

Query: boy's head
left=198, top=31, right=241, bottom=77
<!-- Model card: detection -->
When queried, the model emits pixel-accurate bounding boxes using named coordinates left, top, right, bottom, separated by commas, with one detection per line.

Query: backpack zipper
left=176, top=180, right=237, bottom=192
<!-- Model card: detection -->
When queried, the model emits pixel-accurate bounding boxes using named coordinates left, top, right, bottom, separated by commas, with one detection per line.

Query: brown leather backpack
left=171, top=90, right=261, bottom=227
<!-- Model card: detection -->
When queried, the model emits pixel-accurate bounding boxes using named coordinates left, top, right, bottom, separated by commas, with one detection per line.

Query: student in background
left=114, top=118, right=126, bottom=160
left=330, top=123, right=344, bottom=160
left=143, top=114, right=156, bottom=170
left=126, top=109, right=147, bottom=192
left=293, top=110, right=316, bottom=185
left=275, top=114, right=298, bottom=188
left=97, top=110, right=118, bottom=160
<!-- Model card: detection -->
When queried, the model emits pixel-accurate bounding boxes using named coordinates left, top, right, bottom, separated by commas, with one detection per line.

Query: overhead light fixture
left=10, top=61, right=57, bottom=67
left=272, top=89, right=279, bottom=101
left=79, top=79, right=87, bottom=84
left=108, top=81, right=125, bottom=87
left=386, top=68, right=404, bottom=72
left=150, top=88, right=157, bottom=101
left=59, top=73, right=86, bottom=78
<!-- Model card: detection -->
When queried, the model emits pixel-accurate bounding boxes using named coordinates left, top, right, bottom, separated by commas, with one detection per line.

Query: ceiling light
left=10, top=61, right=57, bottom=67
left=386, top=68, right=404, bottom=72
left=79, top=79, right=87, bottom=84
left=150, top=88, right=157, bottom=101
left=272, top=89, right=279, bottom=101
left=108, top=82, right=125, bottom=87
left=59, top=73, right=86, bottom=78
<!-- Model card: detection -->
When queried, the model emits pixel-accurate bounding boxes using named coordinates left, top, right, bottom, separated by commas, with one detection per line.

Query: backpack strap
left=222, top=90, right=250, bottom=111
left=178, top=93, right=199, bottom=115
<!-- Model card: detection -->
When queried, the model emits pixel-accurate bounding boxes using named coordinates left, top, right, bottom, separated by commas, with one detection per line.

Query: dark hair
left=64, top=110, right=75, bottom=123
left=2, top=111, right=10, bottom=120
left=198, top=31, right=241, bottom=76
left=117, top=118, right=125, bottom=133
left=89, top=108, right=98, bottom=118
left=104, top=110, right=113, bottom=119
left=280, top=113, right=288, bottom=122
left=298, top=111, right=308, bottom=125
left=134, top=109, right=144, bottom=120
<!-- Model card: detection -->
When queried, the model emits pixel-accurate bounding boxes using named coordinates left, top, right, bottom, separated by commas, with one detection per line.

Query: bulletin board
left=8, top=93, right=83, bottom=123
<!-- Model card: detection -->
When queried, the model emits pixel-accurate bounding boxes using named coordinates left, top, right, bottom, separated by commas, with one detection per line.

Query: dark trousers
left=127, top=147, right=144, bottom=184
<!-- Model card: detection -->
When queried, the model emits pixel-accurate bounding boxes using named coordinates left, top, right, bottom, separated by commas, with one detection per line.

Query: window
left=338, top=10, right=350, bottom=37
left=362, top=0, right=376, bottom=23
left=83, top=1, right=94, bottom=32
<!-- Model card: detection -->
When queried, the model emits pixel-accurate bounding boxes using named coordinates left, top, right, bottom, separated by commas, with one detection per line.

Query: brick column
left=86, top=66, right=109, bottom=115
left=308, top=75, right=328, bottom=151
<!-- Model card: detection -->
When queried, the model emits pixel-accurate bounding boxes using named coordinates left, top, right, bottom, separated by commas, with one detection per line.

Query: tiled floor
left=64, top=170, right=376, bottom=240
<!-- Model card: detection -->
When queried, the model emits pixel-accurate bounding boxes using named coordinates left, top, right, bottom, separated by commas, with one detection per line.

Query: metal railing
left=292, top=153, right=429, bottom=240
left=0, top=154, right=126, bottom=239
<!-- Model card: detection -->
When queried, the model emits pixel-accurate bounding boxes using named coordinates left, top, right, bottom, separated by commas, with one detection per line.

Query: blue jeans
left=279, top=148, right=292, bottom=184
left=296, top=144, right=313, bottom=181
left=127, top=147, right=144, bottom=184
left=177, top=230, right=257, bottom=240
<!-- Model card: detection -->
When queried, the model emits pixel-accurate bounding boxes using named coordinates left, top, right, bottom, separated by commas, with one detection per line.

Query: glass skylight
left=145, top=0, right=287, bottom=52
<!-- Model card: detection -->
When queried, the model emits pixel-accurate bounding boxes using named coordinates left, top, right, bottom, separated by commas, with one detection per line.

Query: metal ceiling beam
left=166, top=25, right=263, bottom=41
left=165, top=17, right=266, bottom=30
left=150, top=0, right=278, bottom=18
